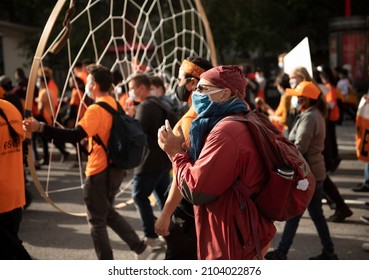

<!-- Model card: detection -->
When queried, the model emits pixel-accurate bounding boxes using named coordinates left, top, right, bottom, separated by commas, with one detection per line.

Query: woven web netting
left=27, top=0, right=215, bottom=215
left=46, top=0, right=213, bottom=94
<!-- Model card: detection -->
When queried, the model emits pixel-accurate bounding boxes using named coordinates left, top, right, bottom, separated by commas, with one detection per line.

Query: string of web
left=37, top=0, right=212, bottom=198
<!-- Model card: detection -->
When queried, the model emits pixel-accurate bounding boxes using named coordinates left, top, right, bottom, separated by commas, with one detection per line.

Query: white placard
left=283, top=37, right=313, bottom=77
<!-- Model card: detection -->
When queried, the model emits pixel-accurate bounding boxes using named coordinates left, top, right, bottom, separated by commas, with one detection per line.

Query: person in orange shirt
left=23, top=64, right=150, bottom=260
left=316, top=66, right=353, bottom=223
left=0, top=99, right=31, bottom=259
left=154, top=56, right=213, bottom=259
left=64, top=76, right=90, bottom=127
left=317, top=65, right=341, bottom=169
left=63, top=76, right=92, bottom=164
left=34, top=76, right=69, bottom=165
left=38, top=67, right=59, bottom=111
left=255, top=72, right=292, bottom=136
left=73, top=61, right=88, bottom=84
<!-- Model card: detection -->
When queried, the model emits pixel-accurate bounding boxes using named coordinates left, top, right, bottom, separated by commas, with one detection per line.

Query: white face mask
left=129, top=89, right=137, bottom=100
left=150, top=90, right=157, bottom=97
left=289, top=78, right=297, bottom=89
left=114, top=86, right=123, bottom=95
left=291, top=96, right=301, bottom=110
left=194, top=88, right=222, bottom=102
left=36, top=81, right=41, bottom=89
left=85, top=83, right=93, bottom=98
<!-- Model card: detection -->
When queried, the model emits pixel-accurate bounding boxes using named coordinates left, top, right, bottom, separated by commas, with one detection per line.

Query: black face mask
left=175, top=84, right=192, bottom=102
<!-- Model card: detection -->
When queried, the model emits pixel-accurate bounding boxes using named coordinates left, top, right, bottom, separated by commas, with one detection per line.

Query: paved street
left=19, top=118, right=369, bottom=260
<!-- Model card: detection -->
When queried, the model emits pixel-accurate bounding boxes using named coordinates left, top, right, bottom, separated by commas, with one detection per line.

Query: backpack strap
left=220, top=113, right=273, bottom=260
left=95, top=100, right=125, bottom=115
left=92, top=100, right=124, bottom=163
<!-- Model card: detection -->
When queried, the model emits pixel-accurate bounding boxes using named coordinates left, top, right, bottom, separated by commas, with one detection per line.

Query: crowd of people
left=1, top=53, right=368, bottom=260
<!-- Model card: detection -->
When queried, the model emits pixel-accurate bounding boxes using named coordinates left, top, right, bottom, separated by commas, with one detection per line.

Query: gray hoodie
left=288, top=107, right=326, bottom=181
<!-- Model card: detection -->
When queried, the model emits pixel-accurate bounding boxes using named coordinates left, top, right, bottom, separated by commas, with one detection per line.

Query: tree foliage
left=202, top=0, right=369, bottom=65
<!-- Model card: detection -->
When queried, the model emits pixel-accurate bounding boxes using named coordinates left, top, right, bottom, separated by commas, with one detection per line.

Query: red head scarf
left=200, top=65, right=247, bottom=98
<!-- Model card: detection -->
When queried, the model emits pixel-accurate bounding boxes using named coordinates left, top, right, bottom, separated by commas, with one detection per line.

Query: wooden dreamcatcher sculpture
left=25, top=0, right=217, bottom=216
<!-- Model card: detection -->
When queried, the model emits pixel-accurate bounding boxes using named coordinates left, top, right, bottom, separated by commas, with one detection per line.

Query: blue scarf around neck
left=189, top=99, right=249, bottom=162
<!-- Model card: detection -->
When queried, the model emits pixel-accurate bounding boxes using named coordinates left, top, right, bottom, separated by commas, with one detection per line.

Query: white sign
left=283, top=37, right=313, bottom=77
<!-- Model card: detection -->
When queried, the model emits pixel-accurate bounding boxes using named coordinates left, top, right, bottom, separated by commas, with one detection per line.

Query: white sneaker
left=362, top=243, right=369, bottom=252
left=135, top=246, right=151, bottom=260
left=145, top=237, right=166, bottom=250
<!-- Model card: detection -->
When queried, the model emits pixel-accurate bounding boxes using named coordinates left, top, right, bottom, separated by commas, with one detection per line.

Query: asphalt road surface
left=19, top=119, right=369, bottom=260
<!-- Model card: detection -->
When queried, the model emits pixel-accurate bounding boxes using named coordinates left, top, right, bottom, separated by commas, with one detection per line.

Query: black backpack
left=93, top=101, right=148, bottom=169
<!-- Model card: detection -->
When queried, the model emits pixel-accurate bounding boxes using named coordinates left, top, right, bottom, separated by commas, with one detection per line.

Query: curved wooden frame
left=25, top=0, right=86, bottom=217
left=25, top=0, right=217, bottom=217
left=194, top=0, right=218, bottom=66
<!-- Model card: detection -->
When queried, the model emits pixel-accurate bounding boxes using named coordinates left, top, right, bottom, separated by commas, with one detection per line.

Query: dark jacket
left=134, top=96, right=171, bottom=174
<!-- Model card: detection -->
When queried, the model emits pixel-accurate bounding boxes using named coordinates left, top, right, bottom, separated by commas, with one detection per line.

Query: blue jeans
left=277, top=180, right=335, bottom=255
left=364, top=163, right=369, bottom=186
left=132, top=167, right=170, bottom=238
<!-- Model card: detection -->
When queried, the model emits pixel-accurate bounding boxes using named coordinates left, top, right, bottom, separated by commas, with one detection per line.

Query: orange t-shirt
left=47, top=80, right=59, bottom=110
left=173, top=105, right=197, bottom=146
left=356, top=96, right=369, bottom=162
left=37, top=87, right=55, bottom=125
left=70, top=88, right=87, bottom=119
left=324, top=83, right=340, bottom=122
left=118, top=93, right=129, bottom=112
left=78, top=95, right=117, bottom=177
left=273, top=94, right=291, bottom=133
left=0, top=99, right=25, bottom=213
left=75, top=69, right=88, bottom=84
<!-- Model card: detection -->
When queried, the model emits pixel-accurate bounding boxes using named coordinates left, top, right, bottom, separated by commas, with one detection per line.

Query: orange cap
left=286, top=81, right=321, bottom=100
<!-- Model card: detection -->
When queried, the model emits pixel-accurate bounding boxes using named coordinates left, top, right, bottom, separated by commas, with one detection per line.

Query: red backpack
left=224, top=110, right=316, bottom=222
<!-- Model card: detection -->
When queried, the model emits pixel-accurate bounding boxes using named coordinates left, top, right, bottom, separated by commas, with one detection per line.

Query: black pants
left=323, top=176, right=349, bottom=211
left=164, top=215, right=197, bottom=260
left=0, top=207, right=31, bottom=260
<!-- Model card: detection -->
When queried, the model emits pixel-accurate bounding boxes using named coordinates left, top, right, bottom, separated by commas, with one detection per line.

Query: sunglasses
left=194, top=84, right=222, bottom=93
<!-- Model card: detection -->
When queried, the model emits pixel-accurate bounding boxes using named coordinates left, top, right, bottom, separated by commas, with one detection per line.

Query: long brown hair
left=293, top=67, right=328, bottom=118
left=308, top=94, right=327, bottom=118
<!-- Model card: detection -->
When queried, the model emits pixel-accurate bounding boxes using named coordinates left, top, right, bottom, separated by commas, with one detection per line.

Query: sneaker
left=309, top=251, right=338, bottom=260
left=352, top=183, right=369, bottom=192
left=362, top=243, right=369, bottom=252
left=135, top=246, right=151, bottom=260
left=145, top=237, right=166, bottom=250
left=264, top=249, right=287, bottom=260
left=327, top=208, right=353, bottom=223
left=39, top=159, right=49, bottom=166
left=360, top=216, right=369, bottom=224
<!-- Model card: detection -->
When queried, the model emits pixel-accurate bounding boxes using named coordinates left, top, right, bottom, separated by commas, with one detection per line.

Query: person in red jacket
left=158, top=65, right=275, bottom=259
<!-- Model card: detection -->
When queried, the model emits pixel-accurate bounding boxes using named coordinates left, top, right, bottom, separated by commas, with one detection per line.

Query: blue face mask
left=192, top=92, right=212, bottom=114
